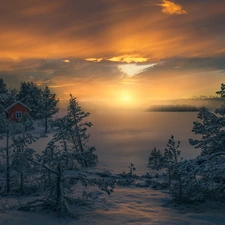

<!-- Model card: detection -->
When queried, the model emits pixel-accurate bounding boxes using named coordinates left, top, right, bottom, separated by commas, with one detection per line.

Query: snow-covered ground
left=1, top=186, right=225, bottom=225
left=1, top=111, right=225, bottom=224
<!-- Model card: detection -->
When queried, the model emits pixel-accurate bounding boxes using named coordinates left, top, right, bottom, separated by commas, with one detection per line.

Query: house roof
left=4, top=101, right=32, bottom=112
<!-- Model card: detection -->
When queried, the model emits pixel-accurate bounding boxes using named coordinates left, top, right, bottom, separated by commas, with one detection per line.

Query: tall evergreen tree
left=0, top=78, right=8, bottom=113
left=189, top=83, right=225, bottom=155
left=39, top=86, right=59, bottom=133
left=0, top=78, right=8, bottom=95
left=51, top=95, right=97, bottom=168
left=67, top=94, right=92, bottom=153
left=0, top=78, right=18, bottom=112
left=11, top=133, right=36, bottom=193
left=67, top=94, right=97, bottom=167
left=17, top=81, right=42, bottom=119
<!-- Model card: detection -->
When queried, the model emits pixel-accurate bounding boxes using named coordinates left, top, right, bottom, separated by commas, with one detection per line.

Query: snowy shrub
left=151, top=180, right=168, bottom=190
left=170, top=154, right=225, bottom=203
left=148, top=135, right=182, bottom=187
left=118, top=163, right=137, bottom=186
left=96, top=170, right=112, bottom=178
left=120, top=163, right=136, bottom=179
left=169, top=159, right=202, bottom=202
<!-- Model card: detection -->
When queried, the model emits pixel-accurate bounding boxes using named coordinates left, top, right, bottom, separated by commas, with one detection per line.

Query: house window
left=16, top=111, right=22, bottom=119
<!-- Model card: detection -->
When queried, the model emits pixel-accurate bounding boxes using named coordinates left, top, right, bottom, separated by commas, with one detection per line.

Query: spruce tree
left=189, top=83, right=225, bottom=155
left=0, top=78, right=8, bottom=113
left=148, top=147, right=164, bottom=171
left=39, top=86, right=59, bottom=133
left=66, top=94, right=97, bottom=167
left=0, top=78, right=8, bottom=95
left=17, top=81, right=42, bottom=119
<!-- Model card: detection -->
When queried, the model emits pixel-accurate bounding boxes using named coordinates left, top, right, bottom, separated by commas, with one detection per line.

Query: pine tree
left=164, top=135, right=181, bottom=164
left=0, top=113, right=35, bottom=193
left=169, top=84, right=225, bottom=202
left=148, top=147, right=164, bottom=171
left=0, top=78, right=8, bottom=95
left=20, top=139, right=114, bottom=217
left=163, top=135, right=181, bottom=187
left=17, top=81, right=42, bottom=119
left=65, top=94, right=97, bottom=167
left=39, top=86, right=59, bottom=133
left=11, top=133, right=36, bottom=193
left=0, top=78, right=8, bottom=113
left=4, top=88, right=18, bottom=107
left=189, top=83, right=225, bottom=155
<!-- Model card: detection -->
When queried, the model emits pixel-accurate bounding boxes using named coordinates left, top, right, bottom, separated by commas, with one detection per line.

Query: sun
left=111, top=89, right=139, bottom=108
left=121, top=94, right=131, bottom=102
left=116, top=91, right=136, bottom=107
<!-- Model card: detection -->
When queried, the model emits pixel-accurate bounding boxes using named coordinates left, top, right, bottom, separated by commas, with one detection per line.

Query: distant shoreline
left=146, top=104, right=201, bottom=112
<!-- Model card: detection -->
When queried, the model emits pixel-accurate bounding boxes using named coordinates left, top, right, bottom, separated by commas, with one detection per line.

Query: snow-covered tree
left=164, top=135, right=181, bottom=164
left=52, top=117, right=70, bottom=152
left=17, top=81, right=42, bottom=119
left=0, top=78, right=9, bottom=113
left=11, top=133, right=36, bottom=193
left=169, top=152, right=225, bottom=203
left=67, top=94, right=91, bottom=153
left=18, top=96, right=108, bottom=216
left=189, top=83, right=225, bottom=155
left=52, top=95, right=98, bottom=168
left=148, top=135, right=181, bottom=188
left=4, top=88, right=18, bottom=107
left=0, top=113, right=35, bottom=193
left=163, top=135, right=181, bottom=187
left=38, top=86, right=59, bottom=133
left=67, top=95, right=97, bottom=167
left=20, top=139, right=114, bottom=217
left=0, top=118, right=11, bottom=193
left=170, top=83, right=225, bottom=202
left=0, top=78, right=7, bottom=95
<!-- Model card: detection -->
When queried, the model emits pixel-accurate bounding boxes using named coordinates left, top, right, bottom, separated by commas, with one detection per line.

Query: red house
left=4, top=101, right=31, bottom=122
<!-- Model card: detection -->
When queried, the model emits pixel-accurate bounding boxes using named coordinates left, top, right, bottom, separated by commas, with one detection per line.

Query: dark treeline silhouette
left=146, top=104, right=200, bottom=112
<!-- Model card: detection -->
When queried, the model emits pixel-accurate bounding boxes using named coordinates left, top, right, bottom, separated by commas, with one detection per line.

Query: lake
left=88, top=110, right=201, bottom=174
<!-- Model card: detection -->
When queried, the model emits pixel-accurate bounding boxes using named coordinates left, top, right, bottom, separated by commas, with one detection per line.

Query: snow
left=1, top=187, right=225, bottom=224
left=1, top=111, right=225, bottom=224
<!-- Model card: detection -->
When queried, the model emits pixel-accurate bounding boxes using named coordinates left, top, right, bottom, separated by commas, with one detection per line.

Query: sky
left=1, top=0, right=225, bottom=109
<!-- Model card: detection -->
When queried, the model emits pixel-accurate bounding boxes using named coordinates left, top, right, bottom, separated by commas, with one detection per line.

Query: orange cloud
left=158, top=0, right=187, bottom=15
left=49, top=84, right=74, bottom=88
left=62, top=59, right=70, bottom=63
left=108, top=55, right=148, bottom=63
left=85, top=58, right=103, bottom=62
